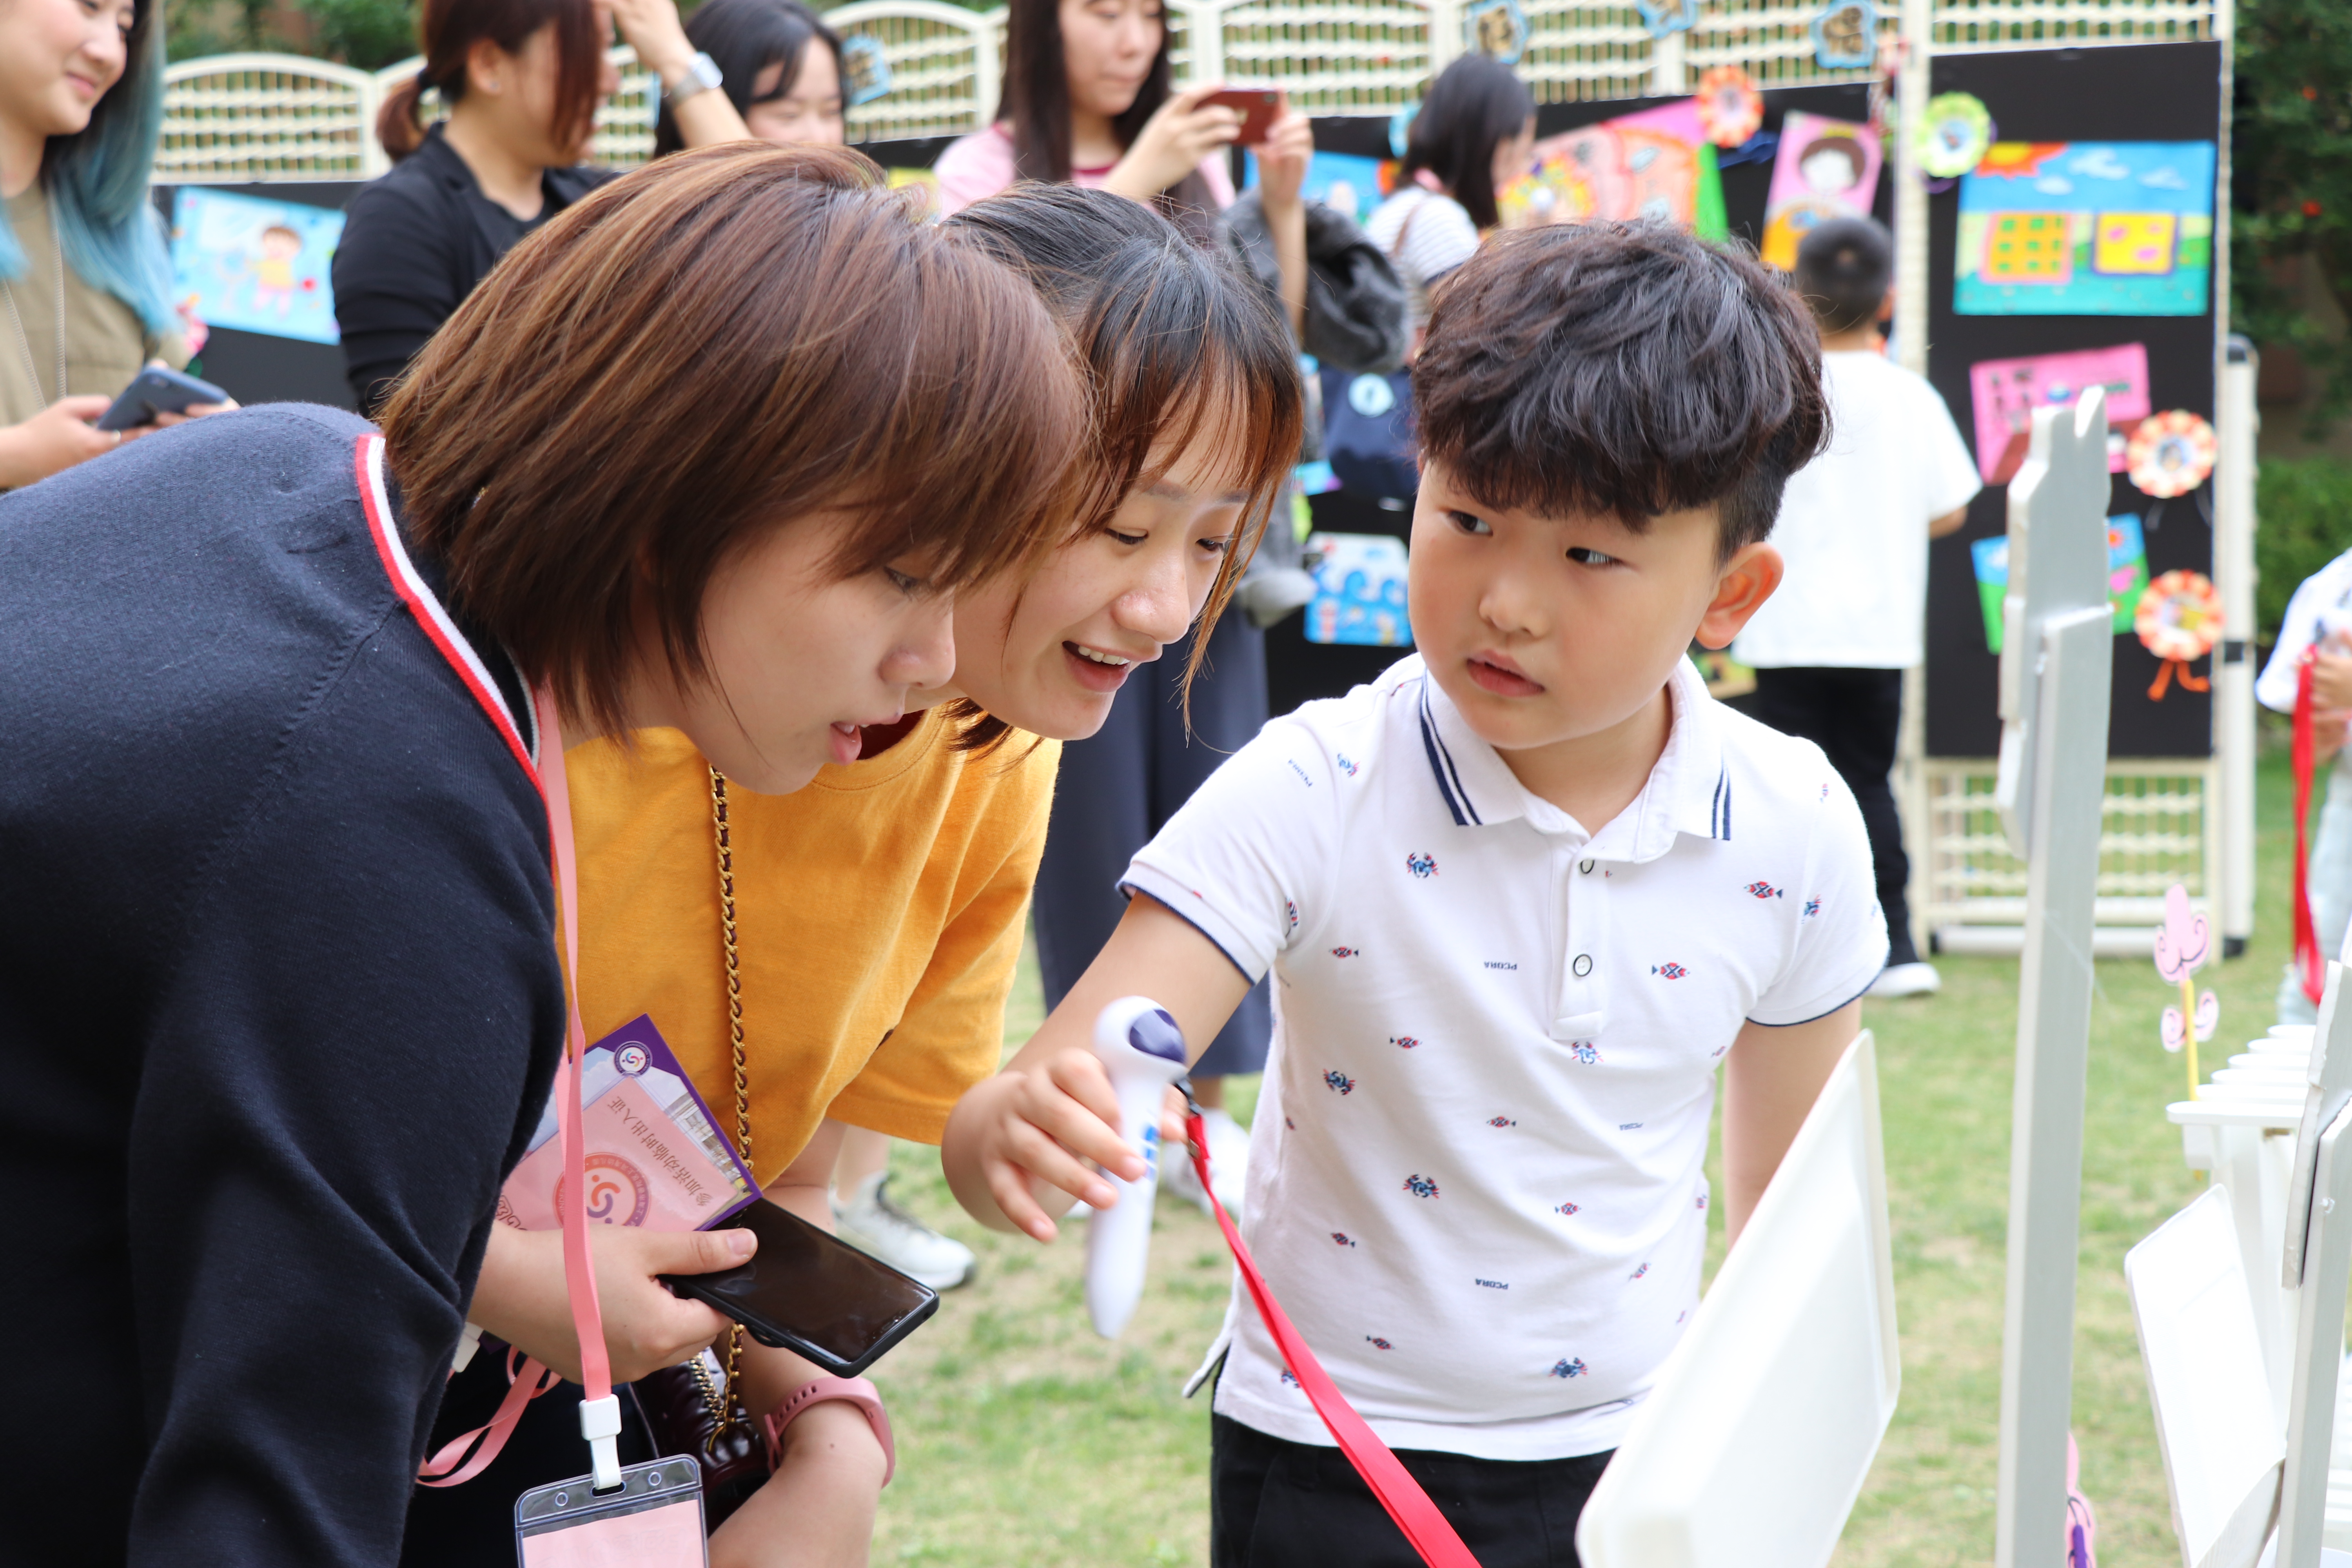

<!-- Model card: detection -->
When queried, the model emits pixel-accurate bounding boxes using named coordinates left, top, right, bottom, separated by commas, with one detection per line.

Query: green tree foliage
left=2234, top=0, right=2352, bottom=435
left=298, top=0, right=421, bottom=69
left=2256, top=457, right=2352, bottom=647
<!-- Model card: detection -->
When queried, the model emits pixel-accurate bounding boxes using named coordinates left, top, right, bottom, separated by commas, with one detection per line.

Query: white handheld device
left=1085, top=996, right=1190, bottom=1338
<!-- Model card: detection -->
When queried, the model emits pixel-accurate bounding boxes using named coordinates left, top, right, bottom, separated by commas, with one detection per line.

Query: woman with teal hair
left=0, top=0, right=231, bottom=488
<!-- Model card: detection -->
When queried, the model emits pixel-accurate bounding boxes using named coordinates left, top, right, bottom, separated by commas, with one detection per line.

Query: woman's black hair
left=1402, top=54, right=1537, bottom=230
left=998, top=0, right=1218, bottom=244
left=653, top=0, right=845, bottom=156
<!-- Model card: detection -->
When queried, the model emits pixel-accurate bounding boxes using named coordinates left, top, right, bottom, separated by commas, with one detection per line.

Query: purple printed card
left=498, top=1015, right=760, bottom=1233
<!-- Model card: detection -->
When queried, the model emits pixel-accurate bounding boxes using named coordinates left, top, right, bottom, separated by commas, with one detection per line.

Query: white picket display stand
left=1575, top=1033, right=1899, bottom=1568
left=2126, top=1188, right=2285, bottom=1568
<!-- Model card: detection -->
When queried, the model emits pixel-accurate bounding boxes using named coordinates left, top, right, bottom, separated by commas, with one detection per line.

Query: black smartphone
left=97, top=365, right=230, bottom=432
left=662, top=1198, right=938, bottom=1377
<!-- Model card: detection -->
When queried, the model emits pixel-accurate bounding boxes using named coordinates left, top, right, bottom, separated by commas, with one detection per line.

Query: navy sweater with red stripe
left=0, top=405, right=565, bottom=1566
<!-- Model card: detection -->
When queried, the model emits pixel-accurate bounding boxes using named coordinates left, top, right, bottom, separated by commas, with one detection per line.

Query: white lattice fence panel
left=831, top=0, right=1000, bottom=142
left=1686, top=0, right=1898, bottom=89
left=1925, top=760, right=2212, bottom=926
left=1213, top=0, right=1436, bottom=111
left=1933, top=0, right=2216, bottom=50
left=160, top=54, right=379, bottom=181
left=1519, top=0, right=1655, bottom=101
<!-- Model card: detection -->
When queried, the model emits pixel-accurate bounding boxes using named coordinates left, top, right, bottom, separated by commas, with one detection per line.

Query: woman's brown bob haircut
left=379, top=144, right=1089, bottom=739
left=944, top=184, right=1303, bottom=729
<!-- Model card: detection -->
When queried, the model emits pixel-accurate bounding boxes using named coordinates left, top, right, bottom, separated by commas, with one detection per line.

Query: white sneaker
left=832, top=1172, right=976, bottom=1290
left=1869, top=961, right=1942, bottom=998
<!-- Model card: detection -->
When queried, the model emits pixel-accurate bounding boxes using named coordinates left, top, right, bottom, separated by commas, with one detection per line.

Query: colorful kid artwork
left=1970, top=514, right=2149, bottom=653
left=1305, top=532, right=1413, bottom=648
left=169, top=187, right=343, bottom=346
left=1967, top=343, right=2151, bottom=485
left=1759, top=111, right=1884, bottom=270
left=1244, top=149, right=1393, bottom=225
left=1502, top=99, right=1727, bottom=238
left=1954, top=141, right=2216, bottom=317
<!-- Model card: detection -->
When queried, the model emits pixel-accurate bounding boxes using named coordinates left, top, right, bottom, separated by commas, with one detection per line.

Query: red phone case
left=1201, top=89, right=1280, bottom=148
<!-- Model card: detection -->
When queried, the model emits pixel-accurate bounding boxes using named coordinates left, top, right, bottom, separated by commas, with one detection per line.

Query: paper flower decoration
left=1465, top=0, right=1530, bottom=64
left=840, top=33, right=892, bottom=106
left=1916, top=92, right=1992, bottom=179
left=1697, top=66, right=1765, bottom=148
left=2126, top=410, right=2216, bottom=498
left=2153, top=882, right=2218, bottom=1098
left=2136, top=569, right=2222, bottom=701
left=1812, top=0, right=1878, bottom=70
left=1635, top=0, right=1699, bottom=37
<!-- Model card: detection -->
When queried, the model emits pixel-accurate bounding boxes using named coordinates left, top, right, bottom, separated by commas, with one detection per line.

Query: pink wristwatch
left=763, top=1376, right=897, bottom=1486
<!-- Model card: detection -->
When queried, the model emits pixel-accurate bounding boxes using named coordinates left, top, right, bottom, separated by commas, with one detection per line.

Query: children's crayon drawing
left=1955, top=142, right=2215, bottom=317
left=1502, top=99, right=1726, bottom=238
left=1970, top=514, right=2149, bottom=653
left=1758, top=111, right=1882, bottom=270
left=1305, top=532, right=1413, bottom=648
left=1966, top=343, right=2150, bottom=485
left=170, top=187, right=343, bottom=346
left=1244, top=150, right=1394, bottom=225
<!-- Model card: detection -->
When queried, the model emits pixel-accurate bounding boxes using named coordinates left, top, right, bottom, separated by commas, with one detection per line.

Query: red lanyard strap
left=2296, top=651, right=2327, bottom=1007
left=1184, top=1110, right=1483, bottom=1568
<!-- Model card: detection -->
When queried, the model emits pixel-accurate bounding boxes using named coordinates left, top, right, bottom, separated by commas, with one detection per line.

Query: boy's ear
left=1694, top=542, right=1783, bottom=651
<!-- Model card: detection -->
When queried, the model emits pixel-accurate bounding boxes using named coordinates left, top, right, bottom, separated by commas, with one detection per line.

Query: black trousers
left=1211, top=1414, right=1613, bottom=1568
left=1747, top=666, right=1918, bottom=967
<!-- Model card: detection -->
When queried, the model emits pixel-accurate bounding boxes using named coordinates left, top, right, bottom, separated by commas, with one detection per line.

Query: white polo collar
left=1412, top=655, right=1730, bottom=862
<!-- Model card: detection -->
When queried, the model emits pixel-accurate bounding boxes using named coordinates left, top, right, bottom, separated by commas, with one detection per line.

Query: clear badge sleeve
left=500, top=1015, right=758, bottom=1234
left=515, top=1457, right=706, bottom=1567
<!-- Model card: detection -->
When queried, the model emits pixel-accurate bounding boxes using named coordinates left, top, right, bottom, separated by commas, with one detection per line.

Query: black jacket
left=332, top=127, right=618, bottom=414
left=0, top=403, right=565, bottom=1566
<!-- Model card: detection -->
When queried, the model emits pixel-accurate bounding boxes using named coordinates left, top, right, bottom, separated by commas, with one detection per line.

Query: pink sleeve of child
left=932, top=127, right=1018, bottom=217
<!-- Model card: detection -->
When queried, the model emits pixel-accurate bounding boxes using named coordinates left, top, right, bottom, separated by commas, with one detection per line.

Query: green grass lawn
left=863, top=755, right=2305, bottom=1566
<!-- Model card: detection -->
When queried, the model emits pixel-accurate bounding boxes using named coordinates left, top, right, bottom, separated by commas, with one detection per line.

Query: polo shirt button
left=1572, top=953, right=1593, bottom=978
left=1578, top=859, right=1595, bottom=875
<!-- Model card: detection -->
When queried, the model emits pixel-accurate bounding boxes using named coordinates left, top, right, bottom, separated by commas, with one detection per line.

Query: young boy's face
left=1408, top=456, right=1781, bottom=762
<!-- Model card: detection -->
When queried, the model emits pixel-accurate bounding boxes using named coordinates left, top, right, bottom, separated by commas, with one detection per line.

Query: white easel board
left=2125, top=1185, right=2284, bottom=1568
left=1577, top=1031, right=1898, bottom=1568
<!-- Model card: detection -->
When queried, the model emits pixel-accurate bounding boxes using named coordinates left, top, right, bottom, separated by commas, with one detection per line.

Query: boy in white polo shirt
left=942, top=221, right=1886, bottom=1566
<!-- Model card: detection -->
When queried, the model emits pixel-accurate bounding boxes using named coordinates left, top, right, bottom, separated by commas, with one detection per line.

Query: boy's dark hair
left=1414, top=221, right=1828, bottom=558
left=1403, top=55, right=1538, bottom=231
left=1793, top=215, right=1893, bottom=335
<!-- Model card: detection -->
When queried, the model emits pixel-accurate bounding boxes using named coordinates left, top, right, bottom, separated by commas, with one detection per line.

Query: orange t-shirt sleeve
left=826, top=739, right=1058, bottom=1144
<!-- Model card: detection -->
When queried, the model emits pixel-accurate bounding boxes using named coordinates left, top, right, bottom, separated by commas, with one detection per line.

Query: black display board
left=1921, top=42, right=2225, bottom=757
left=151, top=181, right=365, bottom=411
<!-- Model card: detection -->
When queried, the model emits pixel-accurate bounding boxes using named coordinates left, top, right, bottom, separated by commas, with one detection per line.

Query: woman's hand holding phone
left=1103, top=82, right=1245, bottom=204
left=468, top=1221, right=754, bottom=1384
left=0, top=395, right=118, bottom=488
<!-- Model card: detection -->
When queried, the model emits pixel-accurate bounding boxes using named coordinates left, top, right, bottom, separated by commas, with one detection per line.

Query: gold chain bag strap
left=628, top=768, right=772, bottom=1528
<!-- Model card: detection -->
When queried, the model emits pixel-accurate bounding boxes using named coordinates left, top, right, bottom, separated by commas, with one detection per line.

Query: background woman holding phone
left=335, top=0, right=756, bottom=413
left=0, top=0, right=230, bottom=488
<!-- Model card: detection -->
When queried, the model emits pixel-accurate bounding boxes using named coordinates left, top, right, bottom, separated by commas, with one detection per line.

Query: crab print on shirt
left=1566, top=1042, right=1601, bottom=1065
left=1325, top=1070, right=1356, bottom=1096
left=1406, top=852, right=1438, bottom=878
left=1651, top=962, right=1687, bottom=979
left=1550, top=1358, right=1588, bottom=1379
left=1390, top=1035, right=1421, bottom=1050
left=1744, top=881, right=1782, bottom=900
left=1403, top=1173, right=1440, bottom=1198
left=1332, top=946, right=1360, bottom=959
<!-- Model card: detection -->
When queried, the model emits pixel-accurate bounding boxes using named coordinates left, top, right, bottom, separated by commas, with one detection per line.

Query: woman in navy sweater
left=0, top=144, right=1084, bottom=1568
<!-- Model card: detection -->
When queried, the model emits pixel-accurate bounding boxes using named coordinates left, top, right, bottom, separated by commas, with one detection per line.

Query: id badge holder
left=514, top=1457, right=708, bottom=1568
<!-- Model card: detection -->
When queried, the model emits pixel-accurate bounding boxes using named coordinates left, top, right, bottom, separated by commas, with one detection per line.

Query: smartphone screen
left=668, top=1198, right=938, bottom=1375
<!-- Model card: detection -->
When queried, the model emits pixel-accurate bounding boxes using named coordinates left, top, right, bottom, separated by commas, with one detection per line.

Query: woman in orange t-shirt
left=440, top=184, right=1301, bottom=1567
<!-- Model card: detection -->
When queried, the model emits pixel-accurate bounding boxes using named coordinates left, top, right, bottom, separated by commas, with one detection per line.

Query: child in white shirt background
left=1732, top=216, right=1982, bottom=1002
left=2258, top=548, right=2352, bottom=1022
left=941, top=221, right=1886, bottom=1567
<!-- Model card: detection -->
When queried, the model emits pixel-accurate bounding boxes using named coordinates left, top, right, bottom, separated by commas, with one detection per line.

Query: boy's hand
left=960, top=1048, right=1150, bottom=1242
left=2312, top=648, right=2352, bottom=713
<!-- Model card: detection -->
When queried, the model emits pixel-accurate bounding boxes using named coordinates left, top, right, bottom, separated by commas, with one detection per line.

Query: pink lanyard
left=1183, top=1108, right=1483, bottom=1568
left=416, top=688, right=619, bottom=1491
